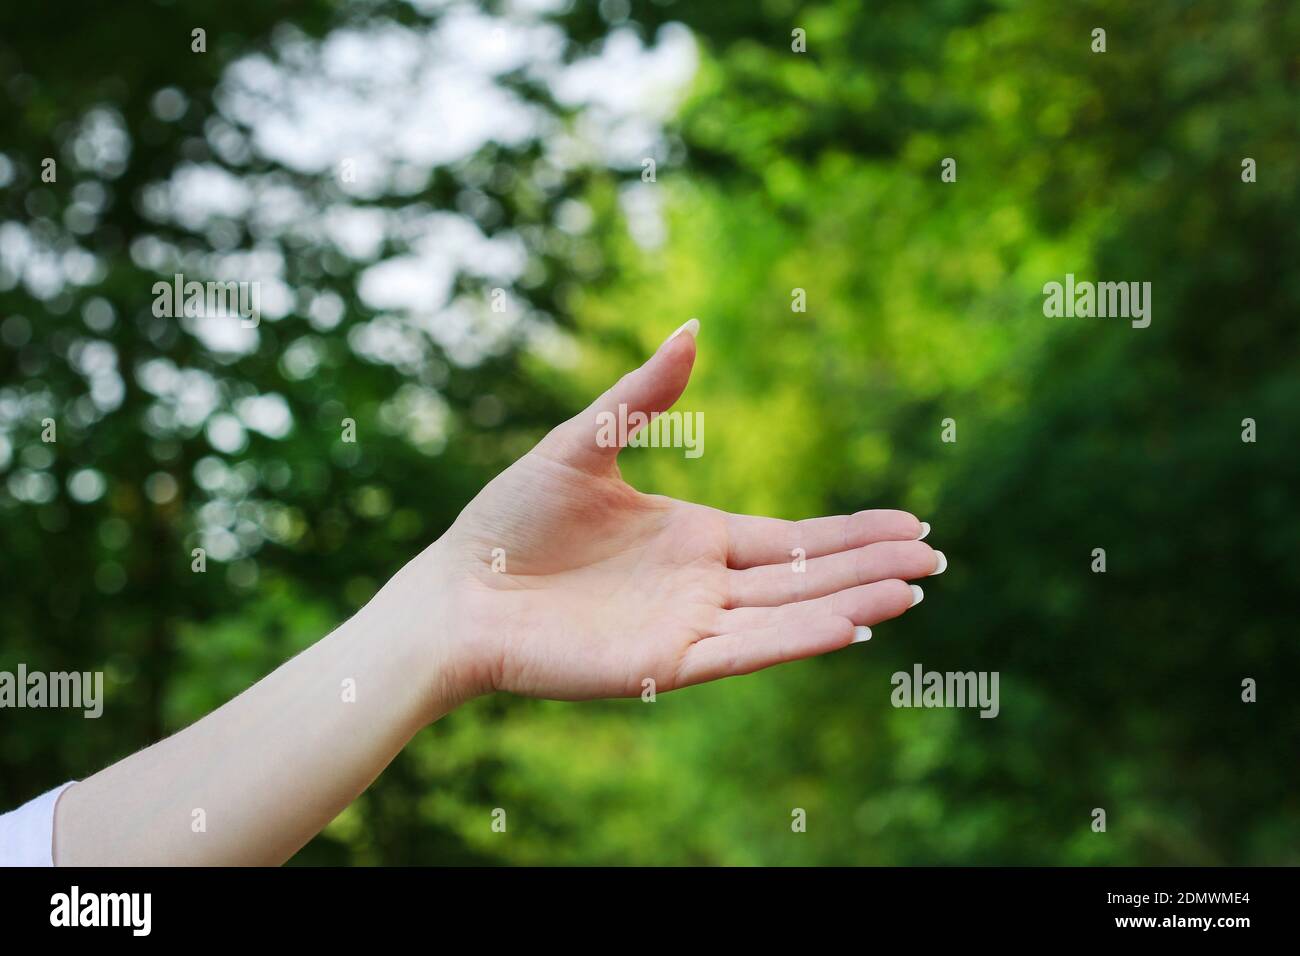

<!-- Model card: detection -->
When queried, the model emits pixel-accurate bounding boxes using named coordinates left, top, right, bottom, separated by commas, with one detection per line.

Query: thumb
left=541, top=318, right=699, bottom=472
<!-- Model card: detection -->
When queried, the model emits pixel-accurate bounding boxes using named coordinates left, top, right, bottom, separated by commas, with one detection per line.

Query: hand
left=49, top=320, right=945, bottom=866
left=403, top=320, right=944, bottom=704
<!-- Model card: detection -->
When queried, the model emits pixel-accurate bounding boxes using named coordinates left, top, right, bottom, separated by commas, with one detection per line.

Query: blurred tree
left=2, top=0, right=1296, bottom=865
left=0, top=0, right=658, bottom=863
left=525, top=0, right=1300, bottom=864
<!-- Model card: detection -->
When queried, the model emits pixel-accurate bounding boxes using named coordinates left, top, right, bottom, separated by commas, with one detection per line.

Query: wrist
left=362, top=534, right=484, bottom=724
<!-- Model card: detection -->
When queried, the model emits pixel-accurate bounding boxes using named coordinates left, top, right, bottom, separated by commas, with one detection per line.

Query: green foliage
left=2, top=0, right=1296, bottom=864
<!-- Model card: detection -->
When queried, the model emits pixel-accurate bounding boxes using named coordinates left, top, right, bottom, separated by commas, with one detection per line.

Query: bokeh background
left=2, top=0, right=1297, bottom=865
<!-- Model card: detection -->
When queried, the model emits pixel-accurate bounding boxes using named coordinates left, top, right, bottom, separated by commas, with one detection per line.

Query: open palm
left=430, top=321, right=943, bottom=700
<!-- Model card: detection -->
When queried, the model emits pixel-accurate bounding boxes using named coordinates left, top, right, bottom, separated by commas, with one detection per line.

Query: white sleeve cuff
left=0, top=782, right=76, bottom=867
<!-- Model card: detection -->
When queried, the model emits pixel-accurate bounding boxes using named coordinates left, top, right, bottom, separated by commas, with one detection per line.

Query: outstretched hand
left=401, top=320, right=944, bottom=704
left=49, top=320, right=946, bottom=866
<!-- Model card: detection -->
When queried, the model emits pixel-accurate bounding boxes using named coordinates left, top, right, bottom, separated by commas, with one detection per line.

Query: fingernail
left=909, top=584, right=924, bottom=606
left=917, top=521, right=931, bottom=540
left=666, top=317, right=700, bottom=344
left=931, top=551, right=947, bottom=575
left=852, top=625, right=872, bottom=643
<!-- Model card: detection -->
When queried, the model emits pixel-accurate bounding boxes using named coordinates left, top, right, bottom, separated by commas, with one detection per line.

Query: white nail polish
left=917, top=521, right=931, bottom=540
left=666, top=317, right=700, bottom=343
left=852, top=625, right=872, bottom=643
left=909, top=584, right=924, bottom=606
left=931, top=551, right=947, bottom=575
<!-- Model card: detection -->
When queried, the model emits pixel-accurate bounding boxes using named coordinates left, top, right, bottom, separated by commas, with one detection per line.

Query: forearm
left=54, top=564, right=458, bottom=866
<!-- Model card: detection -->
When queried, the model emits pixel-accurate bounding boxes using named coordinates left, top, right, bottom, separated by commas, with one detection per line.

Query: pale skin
left=54, top=319, right=944, bottom=865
